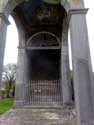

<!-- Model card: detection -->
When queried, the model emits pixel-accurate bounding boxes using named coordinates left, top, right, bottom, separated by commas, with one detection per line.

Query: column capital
left=18, top=46, right=25, bottom=49
left=68, top=8, right=88, bottom=21
left=0, top=13, right=10, bottom=25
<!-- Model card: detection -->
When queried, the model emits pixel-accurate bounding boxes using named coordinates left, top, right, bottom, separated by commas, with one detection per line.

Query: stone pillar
left=61, top=17, right=72, bottom=105
left=14, top=24, right=27, bottom=107
left=14, top=46, right=29, bottom=107
left=14, top=48, right=25, bottom=107
left=0, top=13, right=9, bottom=82
left=24, top=51, right=29, bottom=82
left=69, top=8, right=94, bottom=124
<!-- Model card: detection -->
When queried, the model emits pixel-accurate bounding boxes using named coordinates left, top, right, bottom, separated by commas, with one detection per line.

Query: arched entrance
left=24, top=32, right=62, bottom=105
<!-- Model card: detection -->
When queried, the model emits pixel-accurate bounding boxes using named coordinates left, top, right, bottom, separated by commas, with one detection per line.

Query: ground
left=0, top=107, right=76, bottom=125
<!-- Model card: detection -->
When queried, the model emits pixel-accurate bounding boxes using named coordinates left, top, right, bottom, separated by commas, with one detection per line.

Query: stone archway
left=9, top=0, right=71, bottom=107
left=0, top=0, right=94, bottom=125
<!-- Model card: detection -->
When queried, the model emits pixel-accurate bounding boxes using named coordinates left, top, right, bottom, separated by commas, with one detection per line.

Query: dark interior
left=27, top=49, right=60, bottom=80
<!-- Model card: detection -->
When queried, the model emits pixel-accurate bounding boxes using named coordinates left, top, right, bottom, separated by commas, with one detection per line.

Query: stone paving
left=0, top=108, right=76, bottom=125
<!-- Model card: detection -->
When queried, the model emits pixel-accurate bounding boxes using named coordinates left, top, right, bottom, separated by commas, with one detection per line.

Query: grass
left=0, top=98, right=14, bottom=115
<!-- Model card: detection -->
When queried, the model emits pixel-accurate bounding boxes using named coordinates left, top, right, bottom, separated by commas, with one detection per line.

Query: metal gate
left=24, top=80, right=62, bottom=105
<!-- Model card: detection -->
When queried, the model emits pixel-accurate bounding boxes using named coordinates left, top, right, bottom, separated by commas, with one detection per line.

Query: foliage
left=2, top=64, right=17, bottom=98
left=0, top=98, right=13, bottom=115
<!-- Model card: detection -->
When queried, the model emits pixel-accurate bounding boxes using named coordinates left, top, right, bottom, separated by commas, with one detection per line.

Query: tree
left=2, top=63, right=17, bottom=98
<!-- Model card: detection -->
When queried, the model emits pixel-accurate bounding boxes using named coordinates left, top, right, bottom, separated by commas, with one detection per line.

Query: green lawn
left=0, top=98, right=13, bottom=115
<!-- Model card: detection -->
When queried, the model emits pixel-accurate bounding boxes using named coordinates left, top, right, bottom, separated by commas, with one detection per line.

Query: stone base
left=14, top=100, right=24, bottom=108
left=63, top=102, right=74, bottom=109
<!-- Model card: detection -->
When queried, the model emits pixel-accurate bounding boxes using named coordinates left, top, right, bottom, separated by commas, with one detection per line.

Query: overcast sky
left=4, top=0, right=94, bottom=71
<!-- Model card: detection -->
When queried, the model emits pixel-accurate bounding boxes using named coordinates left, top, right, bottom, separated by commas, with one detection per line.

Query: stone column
left=14, top=25, right=27, bottom=107
left=14, top=48, right=29, bottom=107
left=69, top=8, right=94, bottom=124
left=14, top=48, right=26, bottom=107
left=0, top=13, right=9, bottom=82
left=24, top=51, right=29, bottom=82
left=61, top=17, right=72, bottom=105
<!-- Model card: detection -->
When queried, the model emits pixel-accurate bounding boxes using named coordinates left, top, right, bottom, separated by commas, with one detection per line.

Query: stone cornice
left=0, top=13, right=10, bottom=25
left=18, top=46, right=61, bottom=50
left=69, top=8, right=88, bottom=15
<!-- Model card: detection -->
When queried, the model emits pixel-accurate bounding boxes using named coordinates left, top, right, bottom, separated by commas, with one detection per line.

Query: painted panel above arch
left=9, top=0, right=67, bottom=40
left=1, top=0, right=69, bottom=16
left=0, top=0, right=85, bottom=17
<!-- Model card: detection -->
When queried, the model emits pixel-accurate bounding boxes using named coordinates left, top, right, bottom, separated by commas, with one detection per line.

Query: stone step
left=24, top=104, right=74, bottom=110
left=24, top=105, right=64, bottom=109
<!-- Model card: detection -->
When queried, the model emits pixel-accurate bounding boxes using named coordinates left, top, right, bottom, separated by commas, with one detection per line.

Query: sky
left=4, top=16, right=19, bottom=65
left=4, top=0, right=94, bottom=71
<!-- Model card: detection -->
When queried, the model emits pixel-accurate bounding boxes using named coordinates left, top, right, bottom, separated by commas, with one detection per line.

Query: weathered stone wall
left=69, top=0, right=94, bottom=125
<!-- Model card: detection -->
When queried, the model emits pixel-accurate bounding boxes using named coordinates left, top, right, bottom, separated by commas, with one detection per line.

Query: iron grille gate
left=24, top=80, right=62, bottom=105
